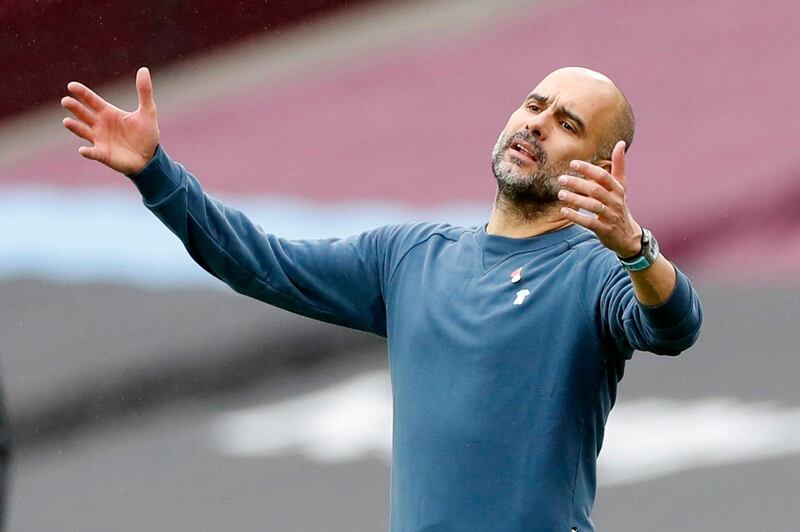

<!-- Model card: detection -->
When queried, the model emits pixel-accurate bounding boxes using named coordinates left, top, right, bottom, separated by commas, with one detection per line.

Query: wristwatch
left=618, top=227, right=659, bottom=272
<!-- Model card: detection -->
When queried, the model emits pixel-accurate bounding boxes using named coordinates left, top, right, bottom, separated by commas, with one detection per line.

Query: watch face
left=650, top=237, right=660, bottom=259
left=618, top=228, right=658, bottom=270
left=643, top=229, right=659, bottom=262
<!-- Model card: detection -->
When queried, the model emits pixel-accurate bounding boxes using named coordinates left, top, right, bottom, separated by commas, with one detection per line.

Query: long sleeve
left=129, top=146, right=391, bottom=336
left=601, top=264, right=703, bottom=356
left=577, top=241, right=703, bottom=359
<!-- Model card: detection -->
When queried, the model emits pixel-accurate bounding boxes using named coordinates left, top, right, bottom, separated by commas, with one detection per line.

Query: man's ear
left=596, top=158, right=612, bottom=173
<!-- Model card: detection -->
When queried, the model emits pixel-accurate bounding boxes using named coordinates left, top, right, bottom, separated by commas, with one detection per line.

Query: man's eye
left=561, top=121, right=575, bottom=132
left=527, top=103, right=540, bottom=112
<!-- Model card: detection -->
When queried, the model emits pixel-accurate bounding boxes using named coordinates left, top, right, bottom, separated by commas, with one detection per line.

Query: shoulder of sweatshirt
left=372, top=221, right=476, bottom=256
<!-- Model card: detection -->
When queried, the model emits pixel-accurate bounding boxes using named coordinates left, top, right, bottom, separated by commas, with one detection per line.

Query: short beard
left=491, top=129, right=570, bottom=222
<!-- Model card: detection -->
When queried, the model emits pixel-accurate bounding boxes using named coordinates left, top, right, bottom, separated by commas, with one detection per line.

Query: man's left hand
left=556, top=140, right=642, bottom=257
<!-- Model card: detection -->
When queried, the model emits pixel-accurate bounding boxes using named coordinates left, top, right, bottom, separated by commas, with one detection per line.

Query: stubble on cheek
left=492, top=148, right=574, bottom=207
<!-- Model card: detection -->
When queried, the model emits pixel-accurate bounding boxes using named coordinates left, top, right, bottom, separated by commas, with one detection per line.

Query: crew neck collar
left=475, top=223, right=584, bottom=258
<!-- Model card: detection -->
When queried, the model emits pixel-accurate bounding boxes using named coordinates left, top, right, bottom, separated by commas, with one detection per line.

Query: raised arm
left=558, top=141, right=702, bottom=356
left=558, top=141, right=678, bottom=306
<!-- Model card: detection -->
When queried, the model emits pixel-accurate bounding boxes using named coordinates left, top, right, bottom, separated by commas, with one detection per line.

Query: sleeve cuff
left=127, top=145, right=183, bottom=204
left=639, top=267, right=695, bottom=329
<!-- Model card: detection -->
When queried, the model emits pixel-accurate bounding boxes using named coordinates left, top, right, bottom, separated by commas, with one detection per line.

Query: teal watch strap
left=618, top=255, right=653, bottom=272
left=618, top=227, right=659, bottom=272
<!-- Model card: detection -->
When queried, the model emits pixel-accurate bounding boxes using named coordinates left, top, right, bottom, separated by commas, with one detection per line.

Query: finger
left=77, top=145, right=102, bottom=162
left=558, top=174, right=615, bottom=205
left=62, top=117, right=94, bottom=143
left=611, top=141, right=627, bottom=185
left=560, top=206, right=604, bottom=231
left=558, top=189, right=606, bottom=216
left=61, top=96, right=96, bottom=126
left=66, top=81, right=108, bottom=113
left=136, top=67, right=156, bottom=113
left=569, top=160, right=623, bottom=193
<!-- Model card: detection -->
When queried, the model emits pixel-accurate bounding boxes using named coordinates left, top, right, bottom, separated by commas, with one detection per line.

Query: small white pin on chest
left=513, top=288, right=531, bottom=305
left=509, top=266, right=531, bottom=306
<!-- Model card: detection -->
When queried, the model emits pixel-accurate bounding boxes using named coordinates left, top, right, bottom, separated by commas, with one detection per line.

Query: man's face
left=492, top=68, right=621, bottom=203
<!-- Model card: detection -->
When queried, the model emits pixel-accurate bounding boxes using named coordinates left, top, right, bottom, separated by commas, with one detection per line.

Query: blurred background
left=1, top=0, right=799, bottom=530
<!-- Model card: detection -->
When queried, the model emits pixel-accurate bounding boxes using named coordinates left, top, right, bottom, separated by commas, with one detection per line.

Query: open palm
left=61, top=67, right=160, bottom=176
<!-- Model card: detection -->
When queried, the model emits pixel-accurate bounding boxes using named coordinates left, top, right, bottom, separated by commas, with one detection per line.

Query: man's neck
left=486, top=194, right=573, bottom=238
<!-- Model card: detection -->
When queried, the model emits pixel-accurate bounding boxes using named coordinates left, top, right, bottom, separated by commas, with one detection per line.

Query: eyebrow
left=527, top=92, right=586, bottom=134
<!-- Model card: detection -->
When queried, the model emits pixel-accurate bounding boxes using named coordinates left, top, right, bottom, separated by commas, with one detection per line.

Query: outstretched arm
left=61, top=67, right=159, bottom=175
left=61, top=68, right=392, bottom=336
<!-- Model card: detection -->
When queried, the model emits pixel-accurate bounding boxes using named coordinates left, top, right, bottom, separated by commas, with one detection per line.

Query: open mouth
left=509, top=140, right=538, bottom=163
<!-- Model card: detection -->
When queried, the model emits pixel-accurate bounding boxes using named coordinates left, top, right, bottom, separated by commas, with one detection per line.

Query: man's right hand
left=61, top=67, right=160, bottom=176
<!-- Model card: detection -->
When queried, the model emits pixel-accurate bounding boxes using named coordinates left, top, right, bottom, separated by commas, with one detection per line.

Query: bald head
left=492, top=67, right=637, bottom=210
left=538, top=67, right=635, bottom=161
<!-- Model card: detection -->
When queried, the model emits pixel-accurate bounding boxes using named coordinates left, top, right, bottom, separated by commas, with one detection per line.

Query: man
left=61, top=66, right=702, bottom=531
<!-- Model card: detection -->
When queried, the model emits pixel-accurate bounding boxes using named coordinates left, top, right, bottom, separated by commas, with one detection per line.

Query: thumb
left=78, top=145, right=102, bottom=162
left=136, top=67, right=156, bottom=113
left=611, top=140, right=627, bottom=185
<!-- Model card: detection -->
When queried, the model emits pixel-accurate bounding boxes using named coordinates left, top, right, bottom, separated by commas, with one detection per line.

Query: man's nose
left=524, top=112, right=549, bottom=140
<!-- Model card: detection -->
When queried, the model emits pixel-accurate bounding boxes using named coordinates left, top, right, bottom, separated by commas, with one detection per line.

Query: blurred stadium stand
left=1, top=0, right=799, bottom=530
left=0, top=0, right=381, bottom=121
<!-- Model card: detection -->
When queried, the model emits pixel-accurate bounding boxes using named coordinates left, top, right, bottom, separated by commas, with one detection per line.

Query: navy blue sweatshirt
left=131, top=147, right=702, bottom=532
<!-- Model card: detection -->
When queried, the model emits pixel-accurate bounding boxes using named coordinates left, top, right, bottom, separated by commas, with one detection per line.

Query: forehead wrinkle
left=526, top=92, right=587, bottom=133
